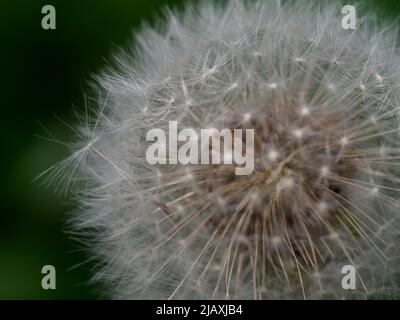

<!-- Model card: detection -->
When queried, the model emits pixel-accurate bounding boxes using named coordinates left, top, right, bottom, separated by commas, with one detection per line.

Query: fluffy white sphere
left=50, top=0, right=400, bottom=299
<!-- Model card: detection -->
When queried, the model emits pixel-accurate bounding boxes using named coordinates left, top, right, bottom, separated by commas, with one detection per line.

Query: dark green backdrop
left=0, top=0, right=399, bottom=299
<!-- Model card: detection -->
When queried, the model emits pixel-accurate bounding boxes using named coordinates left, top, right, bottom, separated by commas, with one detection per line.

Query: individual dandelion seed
left=47, top=0, right=400, bottom=299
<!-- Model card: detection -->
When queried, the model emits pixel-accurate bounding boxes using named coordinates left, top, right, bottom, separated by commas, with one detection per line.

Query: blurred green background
left=0, top=0, right=399, bottom=299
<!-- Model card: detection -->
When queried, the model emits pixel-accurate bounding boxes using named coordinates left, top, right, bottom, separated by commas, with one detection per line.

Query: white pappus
left=45, top=0, right=400, bottom=299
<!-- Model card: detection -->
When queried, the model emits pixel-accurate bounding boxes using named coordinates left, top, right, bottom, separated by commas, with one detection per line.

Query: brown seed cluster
left=154, top=99, right=361, bottom=286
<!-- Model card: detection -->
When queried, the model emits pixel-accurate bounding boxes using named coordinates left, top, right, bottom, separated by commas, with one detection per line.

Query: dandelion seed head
left=50, top=0, right=400, bottom=299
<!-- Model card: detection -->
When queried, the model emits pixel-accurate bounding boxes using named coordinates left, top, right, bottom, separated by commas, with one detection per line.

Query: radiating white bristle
left=45, top=0, right=400, bottom=300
